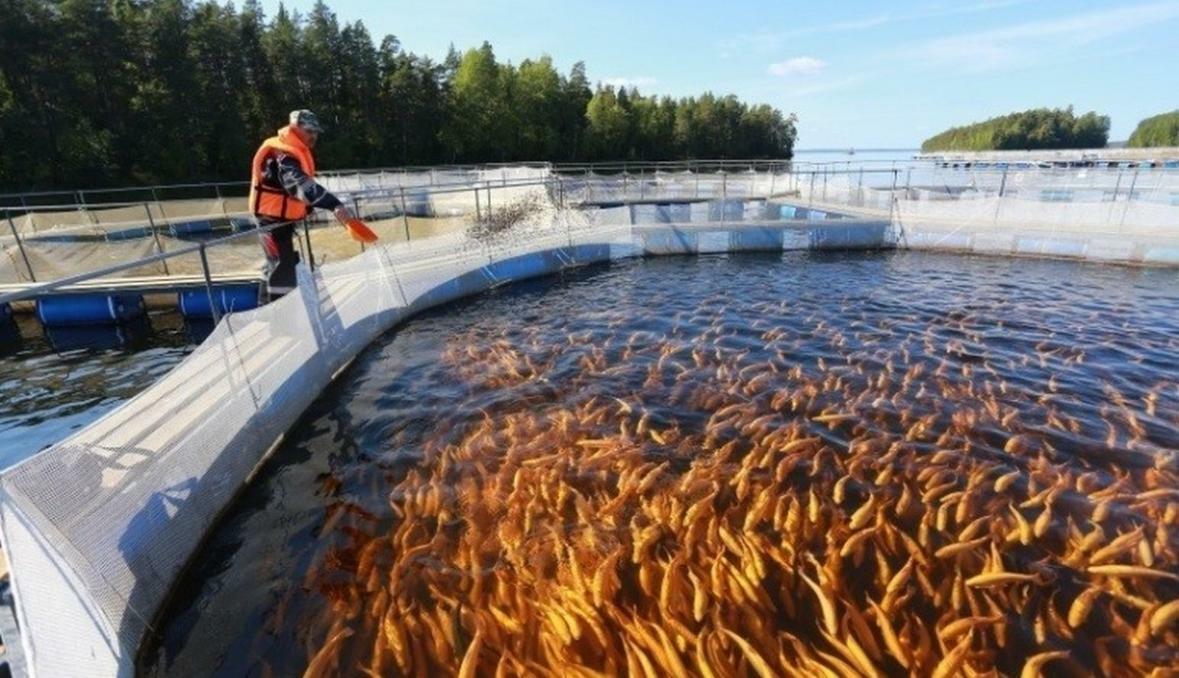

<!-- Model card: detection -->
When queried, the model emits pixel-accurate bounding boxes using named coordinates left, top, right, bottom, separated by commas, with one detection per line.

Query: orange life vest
left=249, top=126, right=317, bottom=221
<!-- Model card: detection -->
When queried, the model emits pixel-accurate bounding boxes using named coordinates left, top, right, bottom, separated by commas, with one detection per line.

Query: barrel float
left=169, top=219, right=214, bottom=236
left=44, top=317, right=153, bottom=352
left=230, top=217, right=256, bottom=232
left=105, top=225, right=152, bottom=241
left=776, top=203, right=798, bottom=219
left=178, top=284, right=261, bottom=319
left=36, top=294, right=146, bottom=327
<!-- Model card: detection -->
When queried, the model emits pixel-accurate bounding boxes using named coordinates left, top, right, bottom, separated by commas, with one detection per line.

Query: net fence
left=0, top=167, right=554, bottom=286
left=794, top=164, right=1179, bottom=262
left=0, top=161, right=1177, bottom=676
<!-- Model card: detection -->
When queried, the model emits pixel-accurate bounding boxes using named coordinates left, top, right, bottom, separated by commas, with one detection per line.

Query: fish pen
left=0, top=161, right=1178, bottom=677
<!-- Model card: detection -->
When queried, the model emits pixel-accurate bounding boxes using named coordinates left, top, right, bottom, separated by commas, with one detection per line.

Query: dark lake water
left=0, top=313, right=203, bottom=469
left=134, top=251, right=1179, bottom=676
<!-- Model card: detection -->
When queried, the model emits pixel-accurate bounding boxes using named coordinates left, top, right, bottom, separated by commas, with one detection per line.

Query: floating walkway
left=0, top=274, right=263, bottom=325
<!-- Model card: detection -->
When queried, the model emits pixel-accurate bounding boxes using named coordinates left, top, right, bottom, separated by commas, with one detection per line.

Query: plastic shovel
left=344, top=217, right=379, bottom=244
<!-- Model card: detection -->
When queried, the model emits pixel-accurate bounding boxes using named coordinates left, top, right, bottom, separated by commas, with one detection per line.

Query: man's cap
left=289, top=109, right=324, bottom=134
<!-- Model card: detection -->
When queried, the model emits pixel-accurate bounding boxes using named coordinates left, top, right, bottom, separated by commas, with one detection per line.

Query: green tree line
left=1127, top=111, right=1179, bottom=148
left=0, top=0, right=797, bottom=192
left=920, top=107, right=1109, bottom=152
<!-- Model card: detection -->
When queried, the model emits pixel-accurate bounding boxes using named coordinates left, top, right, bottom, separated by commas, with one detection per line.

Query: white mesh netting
left=794, top=165, right=1179, bottom=263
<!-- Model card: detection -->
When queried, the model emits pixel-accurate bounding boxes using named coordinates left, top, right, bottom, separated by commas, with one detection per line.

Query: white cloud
left=902, top=1, right=1179, bottom=73
left=601, top=76, right=658, bottom=89
left=768, top=57, right=828, bottom=77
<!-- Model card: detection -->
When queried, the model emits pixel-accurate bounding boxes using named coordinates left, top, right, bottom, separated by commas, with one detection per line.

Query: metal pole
left=890, top=169, right=900, bottom=226
left=1119, top=168, right=1140, bottom=231
left=302, top=219, right=315, bottom=270
left=198, top=243, right=220, bottom=325
left=1110, top=168, right=1123, bottom=202
left=399, top=187, right=411, bottom=243
left=1124, top=167, right=1139, bottom=201
left=474, top=187, right=482, bottom=221
left=639, top=168, right=646, bottom=200
left=721, top=172, right=728, bottom=226
left=143, top=203, right=171, bottom=275
left=5, top=213, right=36, bottom=282
left=997, top=168, right=1008, bottom=197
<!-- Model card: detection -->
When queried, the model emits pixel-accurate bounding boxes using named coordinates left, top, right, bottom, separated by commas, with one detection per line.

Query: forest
left=920, top=107, right=1109, bottom=152
left=0, top=0, right=797, bottom=192
left=1127, top=111, right=1179, bottom=148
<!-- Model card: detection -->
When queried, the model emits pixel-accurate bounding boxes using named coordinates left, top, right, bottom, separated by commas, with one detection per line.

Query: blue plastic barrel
left=45, top=317, right=153, bottom=352
left=170, top=220, right=214, bottom=236
left=105, top=225, right=152, bottom=241
left=230, top=217, right=256, bottom=232
left=36, top=294, right=146, bottom=327
left=178, top=284, right=261, bottom=318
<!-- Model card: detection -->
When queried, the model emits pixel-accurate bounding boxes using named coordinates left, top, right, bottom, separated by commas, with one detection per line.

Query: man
left=249, top=109, right=374, bottom=297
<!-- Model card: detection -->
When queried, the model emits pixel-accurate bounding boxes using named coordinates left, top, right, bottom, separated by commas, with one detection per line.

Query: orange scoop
left=344, top=218, right=379, bottom=244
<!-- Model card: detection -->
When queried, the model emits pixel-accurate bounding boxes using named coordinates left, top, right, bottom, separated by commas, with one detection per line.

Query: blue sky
left=260, top=0, right=1179, bottom=148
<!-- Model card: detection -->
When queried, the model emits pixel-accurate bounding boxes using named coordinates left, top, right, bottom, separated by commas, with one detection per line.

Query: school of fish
left=289, top=288, right=1179, bottom=678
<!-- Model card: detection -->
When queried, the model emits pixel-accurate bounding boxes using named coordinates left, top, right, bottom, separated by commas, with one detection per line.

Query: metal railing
left=0, top=174, right=576, bottom=322
left=0, top=159, right=873, bottom=210
left=0, top=163, right=559, bottom=210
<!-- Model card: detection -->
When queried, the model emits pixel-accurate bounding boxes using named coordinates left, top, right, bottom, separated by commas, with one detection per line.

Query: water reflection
left=0, top=311, right=195, bottom=469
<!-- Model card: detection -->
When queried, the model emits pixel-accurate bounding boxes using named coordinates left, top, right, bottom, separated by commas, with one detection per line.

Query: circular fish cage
left=142, top=250, right=1179, bottom=677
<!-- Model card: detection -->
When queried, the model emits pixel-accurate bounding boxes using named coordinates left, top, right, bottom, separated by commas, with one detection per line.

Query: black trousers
left=260, top=221, right=300, bottom=296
